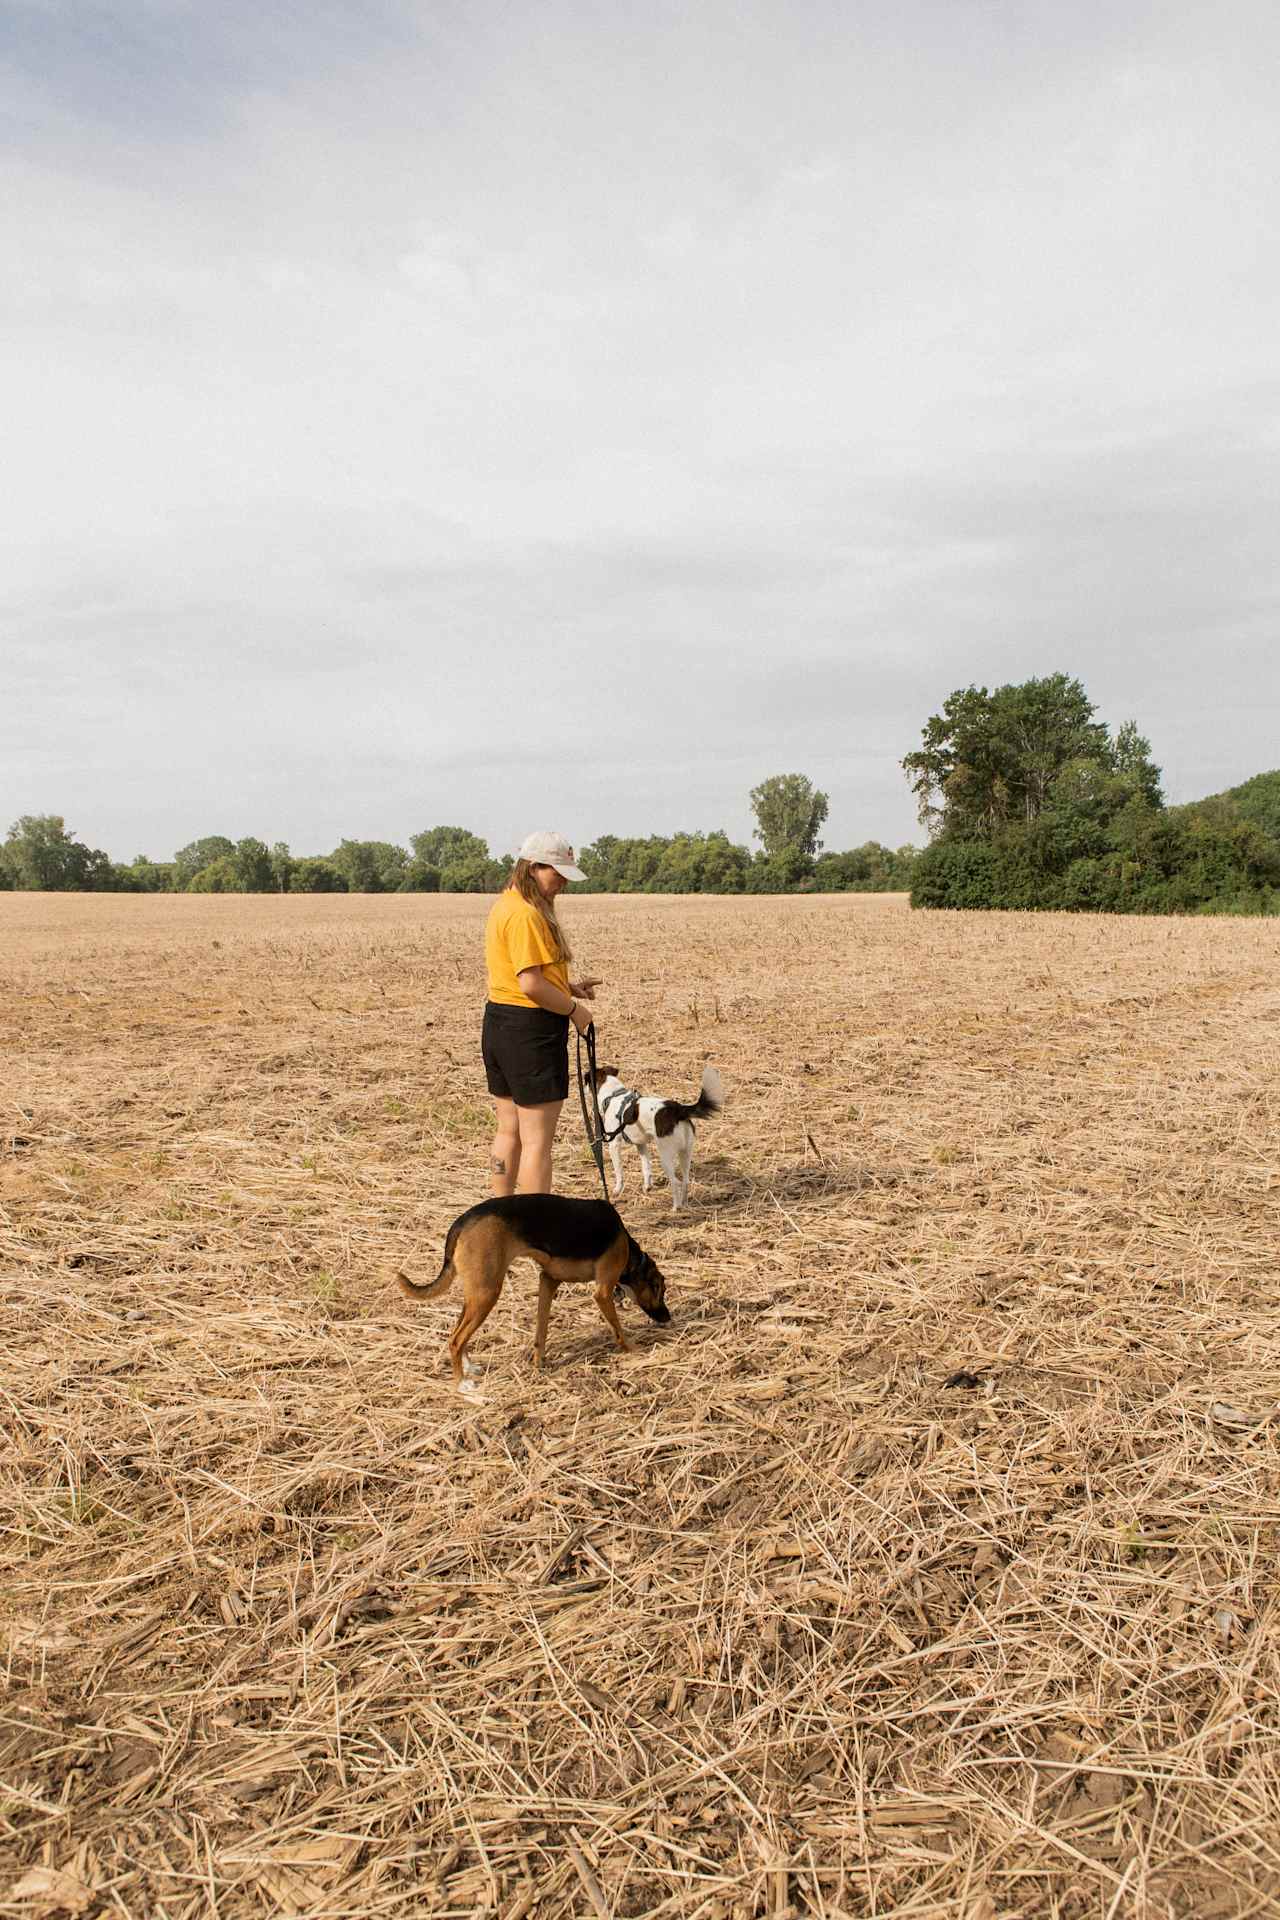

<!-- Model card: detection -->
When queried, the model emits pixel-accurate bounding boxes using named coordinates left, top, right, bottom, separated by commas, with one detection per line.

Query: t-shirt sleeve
left=504, top=903, right=561, bottom=976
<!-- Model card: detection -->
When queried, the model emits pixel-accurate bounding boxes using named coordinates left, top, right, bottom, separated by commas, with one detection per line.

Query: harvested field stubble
left=3, top=890, right=1280, bottom=1920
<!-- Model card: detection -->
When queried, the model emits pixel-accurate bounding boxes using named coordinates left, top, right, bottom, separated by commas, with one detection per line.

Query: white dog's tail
left=686, top=1064, right=723, bottom=1121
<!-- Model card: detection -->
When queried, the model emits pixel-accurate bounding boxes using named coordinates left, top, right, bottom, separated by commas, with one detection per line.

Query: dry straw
left=2, top=892, right=1279, bottom=1917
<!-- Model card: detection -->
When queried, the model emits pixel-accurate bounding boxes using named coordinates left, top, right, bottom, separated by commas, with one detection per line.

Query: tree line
left=0, top=824, right=508, bottom=895
left=6, top=689, right=1277, bottom=912
left=0, top=777, right=917, bottom=896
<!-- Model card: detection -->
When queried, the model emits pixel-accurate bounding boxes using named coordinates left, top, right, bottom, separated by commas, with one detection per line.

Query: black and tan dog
left=396, top=1194, right=671, bottom=1393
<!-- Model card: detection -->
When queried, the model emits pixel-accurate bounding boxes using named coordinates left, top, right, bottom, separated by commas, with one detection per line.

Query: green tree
left=903, top=675, right=1111, bottom=838
left=694, top=831, right=750, bottom=893
left=1109, top=720, right=1163, bottom=808
left=329, top=839, right=408, bottom=893
left=440, top=853, right=509, bottom=893
left=234, top=837, right=273, bottom=892
left=619, top=837, right=667, bottom=891
left=1201, top=768, right=1280, bottom=845
left=746, top=846, right=815, bottom=891
left=269, top=842, right=295, bottom=893
left=188, top=855, right=240, bottom=892
left=410, top=826, right=490, bottom=872
left=174, top=836, right=235, bottom=889
left=647, top=830, right=750, bottom=892
left=1, top=815, right=111, bottom=890
left=1159, top=806, right=1280, bottom=910
left=579, top=831, right=753, bottom=893
left=578, top=835, right=623, bottom=890
left=127, top=856, right=175, bottom=892
left=749, top=774, right=829, bottom=860
left=903, top=677, right=1193, bottom=911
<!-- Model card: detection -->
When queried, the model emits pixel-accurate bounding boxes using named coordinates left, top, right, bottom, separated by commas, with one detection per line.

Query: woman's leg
left=515, top=1100, right=564, bottom=1193
left=490, top=1097, right=522, bottom=1197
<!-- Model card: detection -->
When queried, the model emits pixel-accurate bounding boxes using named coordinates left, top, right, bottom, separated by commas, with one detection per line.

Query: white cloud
left=2, top=0, right=1278, bottom=858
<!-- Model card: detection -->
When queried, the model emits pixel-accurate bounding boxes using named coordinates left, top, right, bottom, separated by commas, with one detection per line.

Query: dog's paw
left=461, top=1356, right=482, bottom=1379
left=456, top=1377, right=485, bottom=1402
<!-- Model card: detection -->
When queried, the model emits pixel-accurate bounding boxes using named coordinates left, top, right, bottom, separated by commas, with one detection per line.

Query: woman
left=482, top=831, right=600, bottom=1196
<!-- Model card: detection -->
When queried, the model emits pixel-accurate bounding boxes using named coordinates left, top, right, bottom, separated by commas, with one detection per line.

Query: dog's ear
left=597, top=1063, right=620, bottom=1082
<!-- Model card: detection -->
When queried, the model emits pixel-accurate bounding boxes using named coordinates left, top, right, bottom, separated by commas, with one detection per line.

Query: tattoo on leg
left=492, top=1156, right=506, bottom=1174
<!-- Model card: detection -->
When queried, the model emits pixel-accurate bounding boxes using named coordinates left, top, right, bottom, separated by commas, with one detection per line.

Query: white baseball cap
left=518, top=831, right=586, bottom=882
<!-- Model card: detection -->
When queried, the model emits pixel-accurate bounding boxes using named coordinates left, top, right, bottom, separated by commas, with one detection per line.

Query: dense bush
left=910, top=841, right=999, bottom=909
left=811, top=843, right=919, bottom=891
left=912, top=794, right=1280, bottom=914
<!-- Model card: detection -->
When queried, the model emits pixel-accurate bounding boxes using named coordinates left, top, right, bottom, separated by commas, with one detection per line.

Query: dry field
left=3, top=891, right=1280, bottom=1920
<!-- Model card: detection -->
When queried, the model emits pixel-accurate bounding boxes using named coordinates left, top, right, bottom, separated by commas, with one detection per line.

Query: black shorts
left=482, top=1002, right=570, bottom=1106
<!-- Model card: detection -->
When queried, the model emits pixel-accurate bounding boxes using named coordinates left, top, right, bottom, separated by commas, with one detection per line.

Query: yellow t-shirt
left=485, top=889, right=571, bottom=1007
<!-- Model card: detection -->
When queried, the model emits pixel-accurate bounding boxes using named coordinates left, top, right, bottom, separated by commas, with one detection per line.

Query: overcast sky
left=3, top=0, right=1277, bottom=863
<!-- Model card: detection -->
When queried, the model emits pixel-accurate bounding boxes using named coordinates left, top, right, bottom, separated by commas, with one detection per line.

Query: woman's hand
left=569, top=999, right=594, bottom=1036
left=570, top=976, right=602, bottom=1001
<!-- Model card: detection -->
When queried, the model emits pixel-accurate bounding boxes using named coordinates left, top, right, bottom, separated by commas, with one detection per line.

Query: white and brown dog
left=587, top=1062, right=723, bottom=1211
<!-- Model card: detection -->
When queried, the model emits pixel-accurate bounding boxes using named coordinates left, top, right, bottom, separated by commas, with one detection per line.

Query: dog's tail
left=676, top=1064, right=723, bottom=1123
left=692, top=1063, right=723, bottom=1119
left=395, top=1215, right=463, bottom=1302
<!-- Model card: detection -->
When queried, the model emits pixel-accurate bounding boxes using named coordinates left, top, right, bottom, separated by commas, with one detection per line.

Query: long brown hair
left=505, top=859, right=572, bottom=964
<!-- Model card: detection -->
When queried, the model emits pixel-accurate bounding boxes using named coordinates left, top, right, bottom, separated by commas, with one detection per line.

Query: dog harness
left=599, top=1083, right=640, bottom=1141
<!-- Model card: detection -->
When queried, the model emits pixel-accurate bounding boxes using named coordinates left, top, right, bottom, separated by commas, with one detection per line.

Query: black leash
left=575, top=1020, right=613, bottom=1205
left=575, top=1021, right=639, bottom=1306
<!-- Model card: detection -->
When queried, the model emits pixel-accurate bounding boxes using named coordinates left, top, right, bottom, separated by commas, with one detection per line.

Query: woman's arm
left=517, top=966, right=594, bottom=1033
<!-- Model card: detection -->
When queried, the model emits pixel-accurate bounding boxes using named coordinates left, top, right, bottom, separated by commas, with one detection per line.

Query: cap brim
left=549, top=861, right=586, bottom=882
